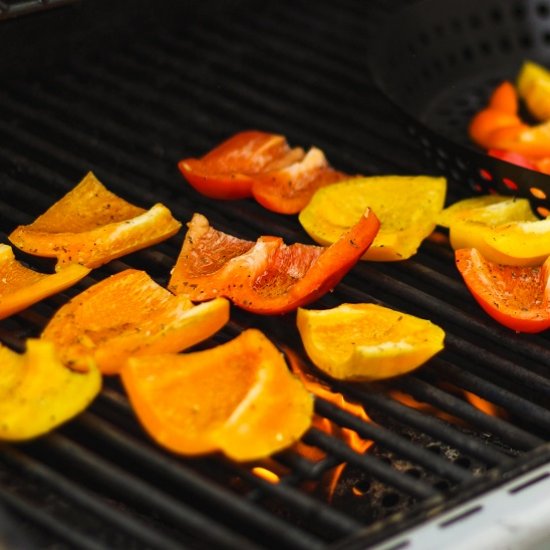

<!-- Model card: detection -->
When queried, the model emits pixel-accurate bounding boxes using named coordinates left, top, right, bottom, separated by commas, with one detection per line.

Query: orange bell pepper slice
left=0, top=339, right=101, bottom=441
left=41, top=269, right=230, bottom=374
left=121, top=329, right=313, bottom=461
left=297, top=303, right=445, bottom=381
left=0, top=244, right=90, bottom=320
left=178, top=130, right=347, bottom=213
left=455, top=248, right=550, bottom=333
left=168, top=210, right=380, bottom=315
left=9, top=172, right=181, bottom=269
left=469, top=80, right=550, bottom=157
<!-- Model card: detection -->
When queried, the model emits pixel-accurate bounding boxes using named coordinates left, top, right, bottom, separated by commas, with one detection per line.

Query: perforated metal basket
left=368, top=0, right=550, bottom=216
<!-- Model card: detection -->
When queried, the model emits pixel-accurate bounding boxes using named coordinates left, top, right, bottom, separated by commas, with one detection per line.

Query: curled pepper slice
left=42, top=269, right=230, bottom=374
left=0, top=244, right=90, bottom=320
left=168, top=210, right=380, bottom=315
left=121, top=329, right=313, bottom=461
left=455, top=248, right=550, bottom=333
left=9, top=172, right=181, bottom=269
left=0, top=339, right=101, bottom=441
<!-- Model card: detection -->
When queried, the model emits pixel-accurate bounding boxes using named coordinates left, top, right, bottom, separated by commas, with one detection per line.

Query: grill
left=1, top=1, right=550, bottom=549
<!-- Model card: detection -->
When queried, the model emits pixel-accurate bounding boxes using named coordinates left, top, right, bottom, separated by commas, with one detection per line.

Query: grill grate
left=0, top=1, right=549, bottom=549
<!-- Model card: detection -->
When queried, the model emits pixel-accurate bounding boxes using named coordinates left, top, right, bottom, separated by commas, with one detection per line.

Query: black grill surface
left=1, top=1, right=549, bottom=549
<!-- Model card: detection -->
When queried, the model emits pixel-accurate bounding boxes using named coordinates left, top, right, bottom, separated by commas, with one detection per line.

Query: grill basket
left=369, top=0, right=550, bottom=216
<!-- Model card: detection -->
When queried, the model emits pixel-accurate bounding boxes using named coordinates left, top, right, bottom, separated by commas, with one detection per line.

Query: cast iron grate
left=0, top=1, right=549, bottom=549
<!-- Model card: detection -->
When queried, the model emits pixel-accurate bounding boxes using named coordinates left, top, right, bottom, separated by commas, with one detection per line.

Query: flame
left=252, top=466, right=281, bottom=484
left=463, top=390, right=506, bottom=418
left=284, top=348, right=373, bottom=500
left=389, top=384, right=506, bottom=425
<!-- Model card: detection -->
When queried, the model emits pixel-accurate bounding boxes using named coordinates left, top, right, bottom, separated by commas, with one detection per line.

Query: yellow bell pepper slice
left=0, top=339, right=101, bottom=441
left=517, top=60, right=550, bottom=122
left=296, top=303, right=445, bottom=381
left=298, top=176, right=446, bottom=261
left=439, top=195, right=546, bottom=265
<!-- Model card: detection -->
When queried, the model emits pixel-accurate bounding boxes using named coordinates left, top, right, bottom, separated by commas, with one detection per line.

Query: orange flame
left=252, top=466, right=281, bottom=484
left=389, top=384, right=506, bottom=425
left=284, top=348, right=373, bottom=500
left=463, top=390, right=506, bottom=418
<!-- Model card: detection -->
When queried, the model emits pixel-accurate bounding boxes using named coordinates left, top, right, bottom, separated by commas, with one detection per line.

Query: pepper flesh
left=0, top=244, right=90, bottom=320
left=121, top=329, right=314, bottom=461
left=168, top=210, right=380, bottom=314
left=297, top=304, right=445, bottom=381
left=0, top=339, right=101, bottom=441
left=298, top=175, right=446, bottom=261
left=178, top=130, right=347, bottom=212
left=9, top=172, right=181, bottom=269
left=469, top=80, right=550, bottom=158
left=455, top=248, right=550, bottom=333
left=42, top=269, right=230, bottom=374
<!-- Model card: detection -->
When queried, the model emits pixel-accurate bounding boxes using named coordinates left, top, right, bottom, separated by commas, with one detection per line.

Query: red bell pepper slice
left=178, top=131, right=296, bottom=199
left=178, top=130, right=348, bottom=212
left=168, top=210, right=380, bottom=315
left=455, top=248, right=550, bottom=333
left=488, top=149, right=538, bottom=171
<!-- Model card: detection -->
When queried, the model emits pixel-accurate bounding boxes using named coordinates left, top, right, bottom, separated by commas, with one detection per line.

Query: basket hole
left=499, top=36, right=513, bottom=52
left=512, top=3, right=527, bottom=20
left=462, top=47, right=474, bottom=61
left=451, top=17, right=463, bottom=32
left=468, top=14, right=483, bottom=28
left=503, top=177, right=519, bottom=190
left=536, top=2, right=550, bottom=18
left=480, top=168, right=493, bottom=181
left=530, top=187, right=547, bottom=199
left=489, top=7, right=504, bottom=23
left=405, top=468, right=423, bottom=479
left=419, top=31, right=431, bottom=46
left=479, top=41, right=492, bottom=55
left=542, top=31, right=550, bottom=45
left=537, top=206, right=550, bottom=217
left=519, top=33, right=533, bottom=49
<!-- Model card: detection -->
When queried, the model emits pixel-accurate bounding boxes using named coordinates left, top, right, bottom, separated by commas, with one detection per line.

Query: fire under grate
left=0, top=1, right=549, bottom=549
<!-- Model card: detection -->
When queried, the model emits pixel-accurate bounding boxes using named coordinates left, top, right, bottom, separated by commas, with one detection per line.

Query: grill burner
left=0, top=1, right=549, bottom=549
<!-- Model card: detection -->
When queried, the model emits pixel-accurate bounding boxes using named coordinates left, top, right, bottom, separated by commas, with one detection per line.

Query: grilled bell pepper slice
left=297, top=304, right=445, bottom=381
left=298, top=175, right=446, bottom=261
left=0, top=339, right=101, bottom=441
left=168, top=210, right=380, bottom=315
left=455, top=248, right=550, bottom=333
left=517, top=60, right=550, bottom=122
left=0, top=244, right=90, bottom=320
left=469, top=81, right=550, bottom=157
left=9, top=172, right=181, bottom=269
left=121, top=329, right=313, bottom=461
left=439, top=195, right=548, bottom=266
left=178, top=130, right=347, bottom=212
left=42, top=269, right=230, bottom=374
left=250, top=147, right=348, bottom=214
